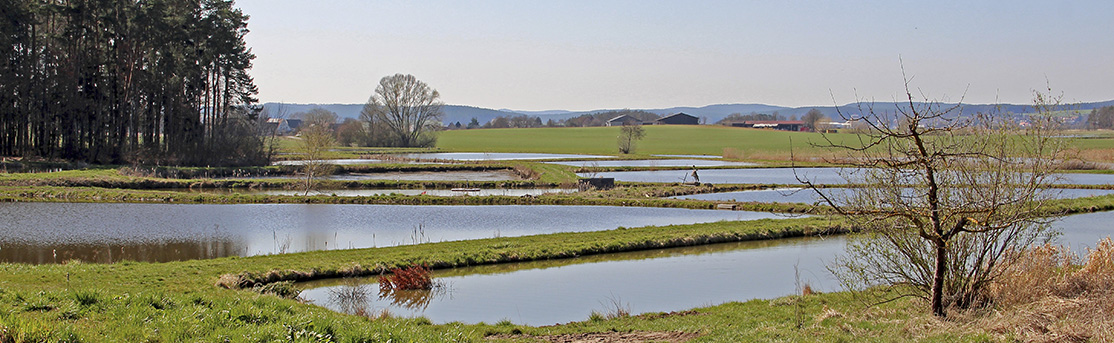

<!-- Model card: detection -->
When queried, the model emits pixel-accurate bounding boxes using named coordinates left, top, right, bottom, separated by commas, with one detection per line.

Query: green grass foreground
left=0, top=216, right=915, bottom=342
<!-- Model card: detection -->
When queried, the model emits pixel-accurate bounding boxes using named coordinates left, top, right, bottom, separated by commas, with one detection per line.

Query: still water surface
left=273, top=159, right=437, bottom=165
left=257, top=188, right=575, bottom=197
left=300, top=210, right=1114, bottom=325
left=0, top=203, right=785, bottom=264
left=300, top=236, right=844, bottom=326
left=548, top=159, right=757, bottom=168
left=589, top=168, right=1114, bottom=185
left=232, top=170, right=521, bottom=181
left=672, top=188, right=1114, bottom=203
left=158, top=188, right=577, bottom=197
left=402, top=153, right=611, bottom=161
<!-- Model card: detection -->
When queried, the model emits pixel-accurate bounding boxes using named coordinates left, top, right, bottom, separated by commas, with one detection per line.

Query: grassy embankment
left=0, top=217, right=887, bottom=342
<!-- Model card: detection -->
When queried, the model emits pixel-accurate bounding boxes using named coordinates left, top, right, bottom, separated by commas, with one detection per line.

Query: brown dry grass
left=973, top=238, right=1114, bottom=342
left=1077, top=147, right=1114, bottom=163
left=1057, top=159, right=1109, bottom=171
left=888, top=239, right=1114, bottom=342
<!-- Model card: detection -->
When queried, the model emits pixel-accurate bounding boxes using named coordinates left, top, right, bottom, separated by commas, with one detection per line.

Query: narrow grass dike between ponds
left=217, top=217, right=852, bottom=291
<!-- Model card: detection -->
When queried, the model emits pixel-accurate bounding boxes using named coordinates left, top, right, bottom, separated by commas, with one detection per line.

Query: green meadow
left=437, top=125, right=853, bottom=160
left=438, top=125, right=1114, bottom=164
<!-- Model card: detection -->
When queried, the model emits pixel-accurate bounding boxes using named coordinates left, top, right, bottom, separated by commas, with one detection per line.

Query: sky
left=235, top=0, right=1114, bottom=111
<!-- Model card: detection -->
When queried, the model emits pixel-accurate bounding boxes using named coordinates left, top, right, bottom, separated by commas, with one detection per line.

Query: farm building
left=731, top=120, right=806, bottom=131
left=605, top=115, right=643, bottom=127
left=264, top=118, right=303, bottom=135
left=653, top=112, right=699, bottom=125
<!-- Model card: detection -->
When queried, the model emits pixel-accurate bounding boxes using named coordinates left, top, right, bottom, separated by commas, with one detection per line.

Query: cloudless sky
left=235, top=0, right=1114, bottom=111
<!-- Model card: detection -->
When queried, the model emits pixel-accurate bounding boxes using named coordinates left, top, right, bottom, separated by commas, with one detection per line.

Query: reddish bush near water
left=379, top=264, right=433, bottom=291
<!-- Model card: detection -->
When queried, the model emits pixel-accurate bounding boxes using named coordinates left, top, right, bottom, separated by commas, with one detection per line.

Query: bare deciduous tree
left=297, top=119, right=336, bottom=196
left=363, top=74, right=444, bottom=147
left=804, top=80, right=1066, bottom=317
left=617, top=122, right=646, bottom=154
left=301, top=108, right=338, bottom=130
left=802, top=108, right=827, bottom=131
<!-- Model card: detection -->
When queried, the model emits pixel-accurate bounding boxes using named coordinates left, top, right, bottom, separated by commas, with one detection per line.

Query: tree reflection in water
left=328, top=278, right=450, bottom=313
left=328, top=278, right=372, bottom=315
left=377, top=283, right=449, bottom=311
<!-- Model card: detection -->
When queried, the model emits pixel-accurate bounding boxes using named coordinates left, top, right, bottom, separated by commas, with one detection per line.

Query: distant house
left=731, top=120, right=807, bottom=131
left=264, top=118, right=304, bottom=135
left=605, top=115, right=642, bottom=127
left=653, top=112, right=699, bottom=125
left=284, top=119, right=303, bottom=133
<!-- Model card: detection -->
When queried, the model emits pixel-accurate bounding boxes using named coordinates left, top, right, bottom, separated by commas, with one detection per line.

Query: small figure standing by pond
left=690, top=165, right=700, bottom=184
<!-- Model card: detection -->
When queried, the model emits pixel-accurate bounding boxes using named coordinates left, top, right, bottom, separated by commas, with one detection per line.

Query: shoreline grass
left=0, top=217, right=852, bottom=341
left=4, top=211, right=1105, bottom=341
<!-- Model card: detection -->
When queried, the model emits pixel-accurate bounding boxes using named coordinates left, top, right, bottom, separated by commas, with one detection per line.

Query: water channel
left=587, top=168, right=1114, bottom=185
left=157, top=187, right=576, bottom=197
left=300, top=210, right=1114, bottom=326
left=672, top=188, right=1114, bottom=203
left=401, top=153, right=611, bottom=161
left=0, top=203, right=787, bottom=264
left=547, top=159, right=758, bottom=168
left=233, top=170, right=522, bottom=181
left=273, top=159, right=436, bottom=166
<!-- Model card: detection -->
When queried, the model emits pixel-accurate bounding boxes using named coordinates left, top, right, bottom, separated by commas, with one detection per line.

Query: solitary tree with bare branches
left=617, top=122, right=646, bottom=154
left=363, top=74, right=444, bottom=147
left=803, top=81, right=1067, bottom=317
left=297, top=109, right=338, bottom=195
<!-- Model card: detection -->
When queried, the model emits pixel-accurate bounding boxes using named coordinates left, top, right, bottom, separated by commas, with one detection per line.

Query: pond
left=299, top=210, right=1114, bottom=325
left=157, top=188, right=576, bottom=197
left=672, top=188, right=1114, bottom=203
left=325, top=171, right=520, bottom=181
left=588, top=168, right=1114, bottom=186
left=0, top=203, right=787, bottom=264
left=260, top=188, right=575, bottom=197
left=401, top=153, right=612, bottom=161
left=231, top=170, right=521, bottom=182
left=653, top=154, right=723, bottom=159
left=273, top=159, right=436, bottom=166
left=547, top=159, right=758, bottom=168
left=584, top=168, right=847, bottom=185
left=299, top=236, right=845, bottom=326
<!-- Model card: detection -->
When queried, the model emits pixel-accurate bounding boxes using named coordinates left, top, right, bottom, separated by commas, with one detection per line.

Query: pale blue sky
left=236, top=0, right=1114, bottom=110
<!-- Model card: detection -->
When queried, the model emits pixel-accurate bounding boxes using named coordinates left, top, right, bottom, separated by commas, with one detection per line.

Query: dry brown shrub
left=1075, top=237, right=1114, bottom=290
left=1056, top=159, right=1106, bottom=170
left=801, top=283, right=814, bottom=296
left=979, top=238, right=1114, bottom=342
left=988, top=244, right=1077, bottom=307
left=511, top=165, right=539, bottom=180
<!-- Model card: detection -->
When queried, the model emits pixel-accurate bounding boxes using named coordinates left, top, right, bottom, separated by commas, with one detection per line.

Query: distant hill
left=262, top=100, right=1114, bottom=125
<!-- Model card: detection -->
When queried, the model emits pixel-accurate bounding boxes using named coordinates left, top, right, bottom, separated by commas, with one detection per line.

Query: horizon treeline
left=1, top=0, right=265, bottom=166
left=444, top=109, right=662, bottom=130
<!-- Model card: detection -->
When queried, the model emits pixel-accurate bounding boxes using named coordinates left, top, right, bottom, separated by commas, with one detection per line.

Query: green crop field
left=437, top=125, right=858, bottom=160
left=438, top=125, right=1114, bottom=163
